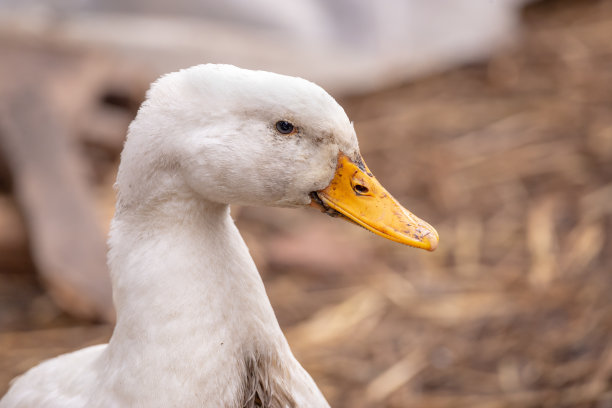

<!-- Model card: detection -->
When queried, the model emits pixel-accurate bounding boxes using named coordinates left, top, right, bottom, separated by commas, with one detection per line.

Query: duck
left=0, top=64, right=438, bottom=408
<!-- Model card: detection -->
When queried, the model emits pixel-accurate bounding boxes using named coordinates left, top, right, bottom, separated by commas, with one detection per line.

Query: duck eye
left=275, top=120, right=295, bottom=134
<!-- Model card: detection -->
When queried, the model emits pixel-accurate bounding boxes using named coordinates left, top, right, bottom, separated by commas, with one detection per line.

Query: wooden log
left=0, top=44, right=115, bottom=322
left=0, top=195, right=30, bottom=272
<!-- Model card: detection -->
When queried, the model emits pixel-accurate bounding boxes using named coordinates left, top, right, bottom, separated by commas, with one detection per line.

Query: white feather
left=1, top=64, right=361, bottom=408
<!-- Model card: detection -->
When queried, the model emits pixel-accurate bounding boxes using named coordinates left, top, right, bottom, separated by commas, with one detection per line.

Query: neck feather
left=104, top=196, right=299, bottom=405
left=108, top=196, right=286, bottom=348
left=102, top=184, right=328, bottom=407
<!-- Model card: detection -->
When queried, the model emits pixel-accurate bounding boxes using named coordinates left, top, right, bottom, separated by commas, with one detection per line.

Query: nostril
left=354, top=184, right=369, bottom=195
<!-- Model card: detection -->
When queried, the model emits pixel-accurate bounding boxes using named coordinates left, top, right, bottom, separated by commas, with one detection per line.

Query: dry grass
left=255, top=1, right=612, bottom=406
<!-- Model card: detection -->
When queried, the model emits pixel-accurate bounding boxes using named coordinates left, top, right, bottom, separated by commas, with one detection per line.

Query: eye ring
left=275, top=120, right=296, bottom=135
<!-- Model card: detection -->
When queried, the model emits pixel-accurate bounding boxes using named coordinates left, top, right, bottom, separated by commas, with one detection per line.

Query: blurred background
left=1, top=0, right=611, bottom=407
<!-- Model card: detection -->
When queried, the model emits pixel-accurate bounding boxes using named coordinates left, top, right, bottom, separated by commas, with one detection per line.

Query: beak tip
left=425, top=237, right=438, bottom=251
left=415, top=223, right=439, bottom=252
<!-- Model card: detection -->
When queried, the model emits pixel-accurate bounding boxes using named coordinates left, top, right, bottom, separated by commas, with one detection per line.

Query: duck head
left=120, top=64, right=438, bottom=250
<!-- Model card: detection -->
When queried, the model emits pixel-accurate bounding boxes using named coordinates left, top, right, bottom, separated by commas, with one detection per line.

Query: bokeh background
left=1, top=0, right=612, bottom=407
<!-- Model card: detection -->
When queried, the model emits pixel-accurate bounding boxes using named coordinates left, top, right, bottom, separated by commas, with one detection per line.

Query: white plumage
left=1, top=64, right=437, bottom=408
left=1, top=64, right=356, bottom=408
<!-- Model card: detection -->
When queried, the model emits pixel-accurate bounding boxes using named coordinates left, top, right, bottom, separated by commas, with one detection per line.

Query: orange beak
left=310, top=152, right=438, bottom=251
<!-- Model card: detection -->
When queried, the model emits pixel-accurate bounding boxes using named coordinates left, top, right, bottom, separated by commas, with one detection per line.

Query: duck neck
left=108, top=196, right=286, bottom=352
left=103, top=193, right=328, bottom=407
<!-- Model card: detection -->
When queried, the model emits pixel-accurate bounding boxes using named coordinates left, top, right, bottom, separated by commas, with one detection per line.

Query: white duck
left=0, top=64, right=438, bottom=408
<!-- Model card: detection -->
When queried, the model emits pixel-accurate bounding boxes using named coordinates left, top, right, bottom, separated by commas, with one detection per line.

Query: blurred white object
left=0, top=0, right=532, bottom=94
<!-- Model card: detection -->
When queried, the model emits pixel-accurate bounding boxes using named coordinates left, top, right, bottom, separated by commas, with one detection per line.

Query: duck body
left=1, top=64, right=437, bottom=408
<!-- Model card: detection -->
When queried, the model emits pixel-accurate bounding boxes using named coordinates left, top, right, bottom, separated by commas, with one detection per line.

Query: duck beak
left=310, top=152, right=438, bottom=251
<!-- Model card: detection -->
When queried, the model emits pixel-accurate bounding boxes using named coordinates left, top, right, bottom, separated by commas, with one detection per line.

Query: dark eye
left=275, top=120, right=295, bottom=134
